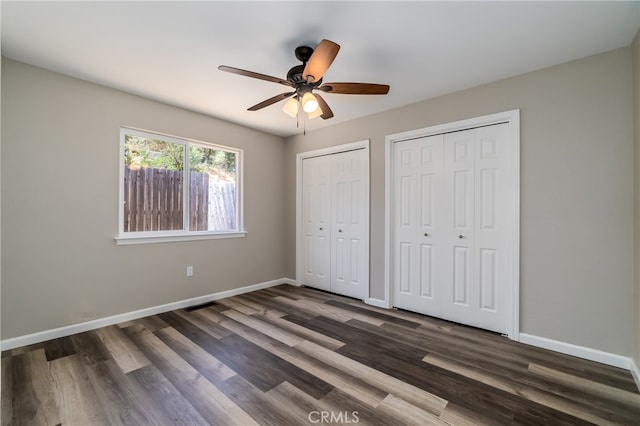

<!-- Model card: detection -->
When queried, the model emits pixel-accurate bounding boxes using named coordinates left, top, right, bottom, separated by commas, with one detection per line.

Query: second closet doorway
left=386, top=111, right=520, bottom=338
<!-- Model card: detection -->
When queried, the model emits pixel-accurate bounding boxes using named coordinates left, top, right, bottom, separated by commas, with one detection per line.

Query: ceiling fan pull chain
left=303, top=111, right=307, bottom=136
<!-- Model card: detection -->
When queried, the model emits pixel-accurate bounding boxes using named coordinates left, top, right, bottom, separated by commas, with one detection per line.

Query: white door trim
left=384, top=110, right=520, bottom=340
left=296, top=140, right=371, bottom=299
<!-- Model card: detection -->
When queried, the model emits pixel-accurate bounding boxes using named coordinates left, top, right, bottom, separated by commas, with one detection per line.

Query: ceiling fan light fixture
left=301, top=92, right=319, bottom=113
left=282, top=97, right=299, bottom=117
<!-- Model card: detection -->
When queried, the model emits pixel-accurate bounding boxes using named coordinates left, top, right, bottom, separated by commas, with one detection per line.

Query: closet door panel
left=472, top=124, right=509, bottom=331
left=331, top=149, right=368, bottom=299
left=443, top=124, right=509, bottom=333
left=443, top=130, right=476, bottom=324
left=393, top=135, right=444, bottom=314
left=301, top=156, right=331, bottom=291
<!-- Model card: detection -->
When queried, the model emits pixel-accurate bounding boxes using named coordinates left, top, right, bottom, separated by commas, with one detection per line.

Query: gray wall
left=284, top=47, right=634, bottom=356
left=1, top=59, right=287, bottom=339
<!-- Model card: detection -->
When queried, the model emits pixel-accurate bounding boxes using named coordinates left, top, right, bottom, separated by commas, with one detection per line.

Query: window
left=116, top=127, right=244, bottom=244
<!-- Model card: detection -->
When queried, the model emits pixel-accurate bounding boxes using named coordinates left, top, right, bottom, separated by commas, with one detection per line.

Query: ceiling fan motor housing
left=294, top=45, right=314, bottom=62
left=287, top=54, right=323, bottom=94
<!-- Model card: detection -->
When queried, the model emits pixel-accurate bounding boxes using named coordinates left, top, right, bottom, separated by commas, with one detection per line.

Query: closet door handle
left=458, top=235, right=464, bottom=239
left=338, top=229, right=343, bottom=233
left=319, top=227, right=323, bottom=231
left=424, top=233, right=429, bottom=237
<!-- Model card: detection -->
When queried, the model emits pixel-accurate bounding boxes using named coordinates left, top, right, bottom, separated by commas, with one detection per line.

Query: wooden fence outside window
left=123, top=166, right=236, bottom=232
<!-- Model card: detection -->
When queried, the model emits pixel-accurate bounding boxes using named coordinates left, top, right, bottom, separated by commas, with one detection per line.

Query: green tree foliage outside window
left=124, top=135, right=236, bottom=176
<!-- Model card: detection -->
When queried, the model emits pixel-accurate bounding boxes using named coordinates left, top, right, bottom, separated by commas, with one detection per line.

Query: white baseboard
left=0, top=278, right=287, bottom=351
left=519, top=333, right=632, bottom=370
left=365, top=297, right=391, bottom=308
left=281, top=277, right=298, bottom=286
left=630, top=358, right=640, bottom=392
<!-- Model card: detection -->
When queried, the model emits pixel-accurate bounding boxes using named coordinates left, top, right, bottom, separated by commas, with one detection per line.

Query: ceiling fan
left=218, top=39, right=390, bottom=121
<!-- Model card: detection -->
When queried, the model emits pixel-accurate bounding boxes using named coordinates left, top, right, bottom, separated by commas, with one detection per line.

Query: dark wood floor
left=2, top=284, right=640, bottom=425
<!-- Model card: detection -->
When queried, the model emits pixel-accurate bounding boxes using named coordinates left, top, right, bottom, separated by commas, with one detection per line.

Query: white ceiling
left=2, top=1, right=639, bottom=137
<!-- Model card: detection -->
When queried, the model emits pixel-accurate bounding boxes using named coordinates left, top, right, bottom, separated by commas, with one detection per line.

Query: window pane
left=189, top=145, right=237, bottom=231
left=123, top=135, right=185, bottom=232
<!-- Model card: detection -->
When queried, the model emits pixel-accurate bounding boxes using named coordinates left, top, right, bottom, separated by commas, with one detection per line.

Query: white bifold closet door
left=301, top=149, right=368, bottom=299
left=393, top=123, right=509, bottom=334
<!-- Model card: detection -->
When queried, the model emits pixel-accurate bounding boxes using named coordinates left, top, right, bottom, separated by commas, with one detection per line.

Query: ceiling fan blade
left=247, top=92, right=296, bottom=111
left=303, top=39, right=340, bottom=83
left=318, top=82, right=390, bottom=95
left=314, top=94, right=334, bottom=120
left=218, top=65, right=292, bottom=86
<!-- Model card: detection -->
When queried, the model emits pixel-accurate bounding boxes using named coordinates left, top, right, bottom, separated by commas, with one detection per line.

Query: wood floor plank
left=255, top=312, right=346, bottom=351
left=266, top=382, right=328, bottom=425
left=216, top=374, right=301, bottom=425
left=174, top=309, right=231, bottom=339
left=96, top=325, right=151, bottom=373
left=341, top=316, right=626, bottom=416
left=163, top=308, right=334, bottom=399
left=126, top=315, right=170, bottom=332
left=70, top=330, right=111, bottom=365
left=438, top=403, right=498, bottom=426
left=354, top=315, right=637, bottom=419
left=49, top=354, right=111, bottom=425
left=295, top=339, right=448, bottom=416
left=215, top=333, right=333, bottom=398
left=326, top=299, right=423, bottom=329
left=350, top=316, right=533, bottom=374
left=582, top=363, right=640, bottom=393
left=280, top=296, right=387, bottom=326
left=232, top=294, right=287, bottom=317
left=190, top=306, right=227, bottom=325
left=317, top=318, right=550, bottom=424
left=274, top=296, right=354, bottom=323
left=41, top=336, right=76, bottom=362
left=217, top=313, right=387, bottom=408
left=154, top=326, right=236, bottom=384
left=528, top=362, right=640, bottom=409
left=126, top=364, right=209, bottom=426
left=241, top=292, right=318, bottom=320
left=221, top=308, right=304, bottom=346
left=261, top=286, right=301, bottom=300
left=376, top=394, right=450, bottom=426
left=122, top=324, right=257, bottom=425
left=424, top=353, right=624, bottom=425
left=159, top=310, right=229, bottom=341
left=11, top=349, right=61, bottom=426
left=355, top=304, right=454, bottom=331
left=286, top=285, right=360, bottom=305
left=318, top=387, right=416, bottom=426
left=216, top=296, right=261, bottom=315
left=84, top=359, right=163, bottom=426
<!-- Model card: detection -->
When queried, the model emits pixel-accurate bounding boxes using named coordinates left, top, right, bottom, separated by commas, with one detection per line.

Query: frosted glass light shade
left=282, top=97, right=299, bottom=117
left=308, top=106, right=323, bottom=119
left=301, top=92, right=319, bottom=113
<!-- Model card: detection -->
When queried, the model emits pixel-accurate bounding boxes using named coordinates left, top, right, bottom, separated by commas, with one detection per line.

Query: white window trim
left=114, top=230, right=247, bottom=245
left=115, top=126, right=244, bottom=245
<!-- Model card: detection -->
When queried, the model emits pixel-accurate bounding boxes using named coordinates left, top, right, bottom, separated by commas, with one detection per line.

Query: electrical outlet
left=186, top=266, right=193, bottom=277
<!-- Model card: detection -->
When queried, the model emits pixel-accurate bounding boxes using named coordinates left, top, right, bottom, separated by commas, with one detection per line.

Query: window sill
left=114, top=231, right=247, bottom=245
